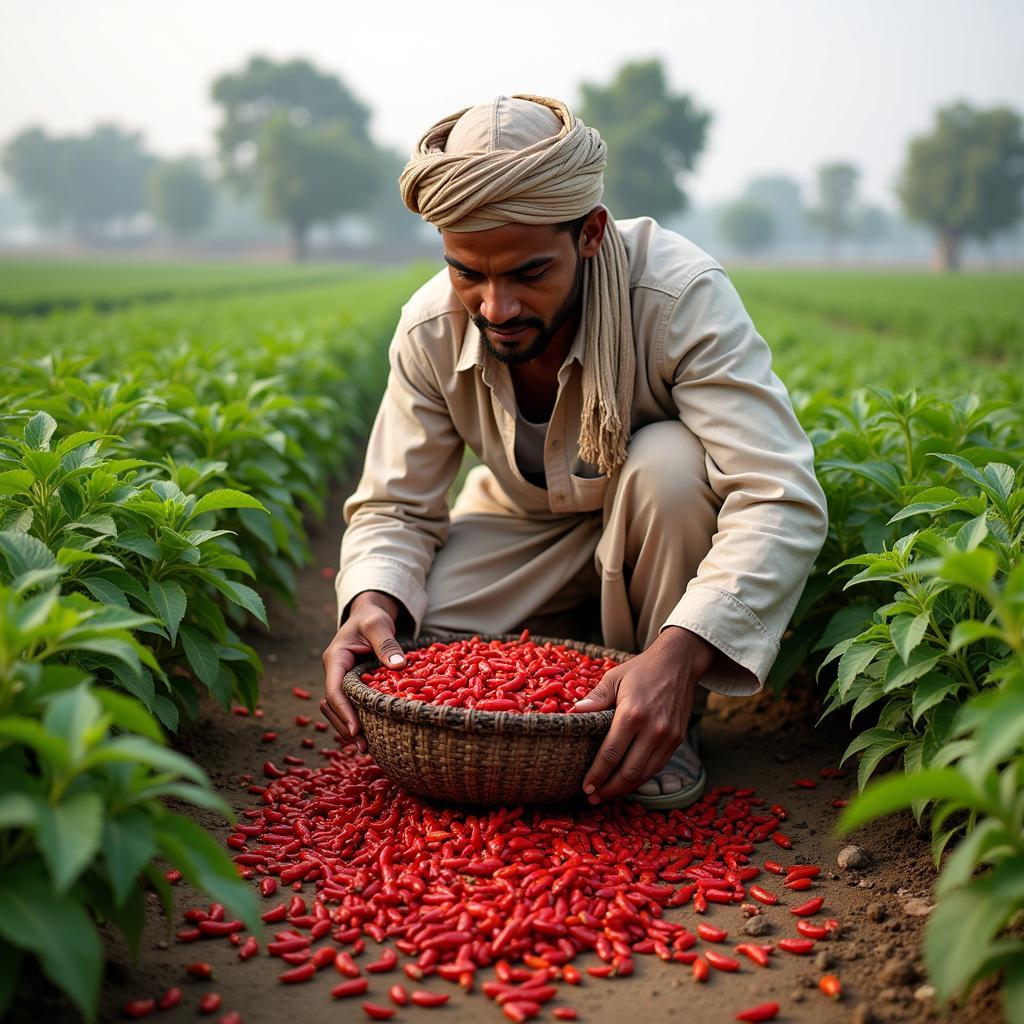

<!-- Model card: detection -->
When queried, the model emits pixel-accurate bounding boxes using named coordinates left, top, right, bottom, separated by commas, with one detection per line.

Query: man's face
left=441, top=222, right=583, bottom=365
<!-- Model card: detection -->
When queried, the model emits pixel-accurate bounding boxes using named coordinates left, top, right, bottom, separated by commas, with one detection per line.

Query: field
left=0, top=260, right=1021, bottom=1024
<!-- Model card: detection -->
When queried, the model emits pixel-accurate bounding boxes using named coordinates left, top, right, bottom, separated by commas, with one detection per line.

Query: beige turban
left=400, top=94, right=635, bottom=478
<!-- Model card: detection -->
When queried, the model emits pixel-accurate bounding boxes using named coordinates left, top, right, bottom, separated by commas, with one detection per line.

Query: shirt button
left=551, top=439, right=561, bottom=449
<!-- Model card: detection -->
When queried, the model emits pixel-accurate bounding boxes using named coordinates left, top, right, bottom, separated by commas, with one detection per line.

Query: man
left=321, top=94, right=827, bottom=810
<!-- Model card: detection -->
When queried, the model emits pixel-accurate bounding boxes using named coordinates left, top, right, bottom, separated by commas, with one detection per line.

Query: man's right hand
left=321, top=590, right=407, bottom=751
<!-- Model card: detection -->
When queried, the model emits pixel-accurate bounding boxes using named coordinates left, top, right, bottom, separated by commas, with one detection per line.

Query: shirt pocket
left=569, top=472, right=608, bottom=512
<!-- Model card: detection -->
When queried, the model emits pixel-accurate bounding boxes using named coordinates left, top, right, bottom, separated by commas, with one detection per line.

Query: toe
left=659, top=771, right=684, bottom=795
left=636, top=780, right=661, bottom=796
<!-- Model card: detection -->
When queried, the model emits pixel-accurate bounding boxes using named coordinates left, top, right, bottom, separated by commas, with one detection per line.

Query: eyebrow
left=443, top=254, right=554, bottom=276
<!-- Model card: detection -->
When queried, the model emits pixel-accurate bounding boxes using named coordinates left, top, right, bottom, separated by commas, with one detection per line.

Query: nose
left=479, top=282, right=521, bottom=326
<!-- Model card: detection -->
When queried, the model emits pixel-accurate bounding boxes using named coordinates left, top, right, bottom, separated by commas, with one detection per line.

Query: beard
left=474, top=255, right=584, bottom=365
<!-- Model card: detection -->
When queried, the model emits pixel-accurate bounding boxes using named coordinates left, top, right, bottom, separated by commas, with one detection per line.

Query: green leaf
left=0, top=469, right=34, bottom=496
left=971, top=692, right=1024, bottom=780
left=837, top=642, right=880, bottom=697
left=0, top=793, right=38, bottom=829
left=43, top=684, right=103, bottom=760
left=889, top=612, right=930, bottom=664
left=0, top=861, right=102, bottom=1020
left=24, top=411, right=58, bottom=451
left=0, top=529, right=56, bottom=577
left=0, top=718, right=70, bottom=767
left=111, top=531, right=161, bottom=561
left=949, top=620, right=1005, bottom=652
left=36, top=792, right=104, bottom=892
left=811, top=604, right=875, bottom=653
left=936, top=819, right=1013, bottom=899
left=190, top=489, right=267, bottom=518
left=884, top=646, right=944, bottom=692
left=838, top=768, right=982, bottom=833
left=205, top=576, right=267, bottom=626
left=148, top=579, right=187, bottom=646
left=933, top=547, right=998, bottom=593
left=857, top=736, right=910, bottom=791
left=911, top=673, right=961, bottom=726
left=84, top=735, right=208, bottom=786
left=179, top=623, right=220, bottom=686
left=154, top=814, right=260, bottom=932
left=81, top=576, right=128, bottom=608
left=840, top=727, right=901, bottom=767
left=924, top=854, right=1024, bottom=1005
left=953, top=513, right=988, bottom=552
left=102, top=810, right=156, bottom=907
left=93, top=688, right=163, bottom=742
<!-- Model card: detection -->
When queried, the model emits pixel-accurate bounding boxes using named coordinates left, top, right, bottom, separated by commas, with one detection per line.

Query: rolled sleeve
left=337, top=311, right=464, bottom=631
left=660, top=268, right=828, bottom=694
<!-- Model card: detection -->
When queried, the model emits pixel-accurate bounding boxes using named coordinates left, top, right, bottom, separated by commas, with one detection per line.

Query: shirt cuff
left=660, top=585, right=778, bottom=696
left=335, top=556, right=429, bottom=632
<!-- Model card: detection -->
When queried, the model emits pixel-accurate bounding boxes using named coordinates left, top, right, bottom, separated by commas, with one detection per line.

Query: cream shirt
left=338, top=217, right=828, bottom=686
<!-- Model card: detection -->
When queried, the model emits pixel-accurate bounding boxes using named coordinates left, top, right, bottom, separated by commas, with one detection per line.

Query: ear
left=579, top=206, right=608, bottom=259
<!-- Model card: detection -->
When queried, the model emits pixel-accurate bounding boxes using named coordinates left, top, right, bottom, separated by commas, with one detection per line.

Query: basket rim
left=342, top=631, right=629, bottom=736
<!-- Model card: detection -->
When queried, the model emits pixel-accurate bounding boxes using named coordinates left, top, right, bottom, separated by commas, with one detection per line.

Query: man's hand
left=572, top=627, right=715, bottom=803
left=321, top=590, right=408, bottom=751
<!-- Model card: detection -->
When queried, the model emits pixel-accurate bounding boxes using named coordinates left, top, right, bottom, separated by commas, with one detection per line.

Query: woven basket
left=342, top=632, right=631, bottom=806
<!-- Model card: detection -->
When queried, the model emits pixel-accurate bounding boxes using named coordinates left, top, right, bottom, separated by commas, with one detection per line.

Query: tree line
left=3, top=56, right=1023, bottom=270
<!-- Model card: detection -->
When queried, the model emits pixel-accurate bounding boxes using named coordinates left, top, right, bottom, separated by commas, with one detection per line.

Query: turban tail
left=400, top=95, right=636, bottom=478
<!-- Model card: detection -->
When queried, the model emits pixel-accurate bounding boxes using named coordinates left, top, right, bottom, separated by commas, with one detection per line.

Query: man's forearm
left=347, top=590, right=405, bottom=627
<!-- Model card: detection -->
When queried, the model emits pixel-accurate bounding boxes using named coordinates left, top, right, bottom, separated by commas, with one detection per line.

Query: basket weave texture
left=342, top=632, right=632, bottom=806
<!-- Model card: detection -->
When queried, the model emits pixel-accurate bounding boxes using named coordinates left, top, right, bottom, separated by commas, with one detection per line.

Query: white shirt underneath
left=514, top=410, right=548, bottom=488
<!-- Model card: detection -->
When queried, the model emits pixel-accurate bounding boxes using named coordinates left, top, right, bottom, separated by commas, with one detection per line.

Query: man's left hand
left=572, top=626, right=715, bottom=803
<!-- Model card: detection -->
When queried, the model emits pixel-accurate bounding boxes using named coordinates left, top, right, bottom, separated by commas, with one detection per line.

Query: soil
left=9, top=466, right=1004, bottom=1024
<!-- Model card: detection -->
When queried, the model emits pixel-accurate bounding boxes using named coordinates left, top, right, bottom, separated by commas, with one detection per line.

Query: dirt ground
left=9, top=474, right=1003, bottom=1024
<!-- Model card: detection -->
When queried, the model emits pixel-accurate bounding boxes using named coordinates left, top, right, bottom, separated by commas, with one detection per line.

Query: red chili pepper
left=796, top=921, right=830, bottom=940
left=219, top=1014, right=243, bottom=1024
left=164, top=869, right=182, bottom=884
left=122, top=999, right=156, bottom=1019
left=778, top=938, right=816, bottom=955
left=819, top=974, right=842, bottom=999
left=279, top=962, right=317, bottom=983
left=735, top=943, right=771, bottom=968
left=771, top=832, right=793, bottom=850
left=792, top=778, right=817, bottom=789
left=748, top=885, right=778, bottom=905
left=763, top=860, right=786, bottom=875
left=292, top=687, right=312, bottom=699
left=785, top=865, right=821, bottom=881
left=331, top=978, right=370, bottom=998
left=175, top=928, right=201, bottom=943
left=735, top=1002, right=779, bottom=1022
left=361, top=1003, right=395, bottom=1020
left=696, top=923, right=728, bottom=942
left=705, top=949, right=741, bottom=972
left=199, top=993, right=222, bottom=1015
left=586, top=964, right=614, bottom=978
left=365, top=947, right=398, bottom=973
left=185, top=962, right=214, bottom=979
left=198, top=919, right=244, bottom=937
left=562, top=965, right=582, bottom=985
left=791, top=897, right=825, bottom=917
left=237, top=936, right=259, bottom=961
left=157, top=987, right=181, bottom=1011
left=692, top=957, right=709, bottom=982
left=410, top=990, right=449, bottom=1007
left=388, top=984, right=409, bottom=1006
left=785, top=877, right=813, bottom=891
left=553, top=1011, right=579, bottom=1022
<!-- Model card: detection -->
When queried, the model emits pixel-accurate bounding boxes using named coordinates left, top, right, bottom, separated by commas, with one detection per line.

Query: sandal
left=625, top=724, right=706, bottom=810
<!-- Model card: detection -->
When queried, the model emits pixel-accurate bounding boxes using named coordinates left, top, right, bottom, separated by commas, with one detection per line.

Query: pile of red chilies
left=202, top=748, right=834, bottom=1021
left=359, top=634, right=613, bottom=713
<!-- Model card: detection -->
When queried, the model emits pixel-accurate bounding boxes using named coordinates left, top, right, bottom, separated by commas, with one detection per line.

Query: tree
left=896, top=101, right=1024, bottom=272
left=853, top=205, right=890, bottom=260
left=808, top=162, right=860, bottom=262
left=148, top=158, right=213, bottom=238
left=579, top=59, right=710, bottom=221
left=2, top=124, right=152, bottom=242
left=743, top=175, right=807, bottom=245
left=258, top=113, right=378, bottom=260
left=718, top=201, right=776, bottom=255
left=210, top=56, right=383, bottom=260
left=211, top=55, right=372, bottom=194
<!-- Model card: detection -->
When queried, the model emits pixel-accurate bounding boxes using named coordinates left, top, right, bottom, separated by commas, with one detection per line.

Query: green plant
left=0, top=578, right=259, bottom=1021
left=839, top=542, right=1024, bottom=1023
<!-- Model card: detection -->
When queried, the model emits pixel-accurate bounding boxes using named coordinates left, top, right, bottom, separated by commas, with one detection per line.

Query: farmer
left=321, top=94, right=827, bottom=810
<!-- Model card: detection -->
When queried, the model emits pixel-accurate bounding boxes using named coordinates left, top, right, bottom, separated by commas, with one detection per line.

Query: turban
left=400, top=95, right=636, bottom=478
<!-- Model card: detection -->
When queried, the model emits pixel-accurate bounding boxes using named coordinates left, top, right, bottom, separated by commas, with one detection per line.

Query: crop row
left=0, top=270, right=424, bottom=1019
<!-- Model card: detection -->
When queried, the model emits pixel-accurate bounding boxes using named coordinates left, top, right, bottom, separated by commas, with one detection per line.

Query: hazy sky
left=2, top=0, right=1022, bottom=210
